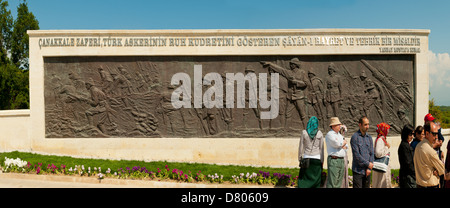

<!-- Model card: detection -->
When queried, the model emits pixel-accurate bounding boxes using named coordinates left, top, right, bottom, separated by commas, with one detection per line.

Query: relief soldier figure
left=202, top=79, right=220, bottom=135
left=325, top=63, right=342, bottom=120
left=360, top=70, right=386, bottom=121
left=109, top=67, right=134, bottom=109
left=307, top=70, right=326, bottom=129
left=84, top=78, right=116, bottom=135
left=50, top=73, right=62, bottom=107
left=191, top=81, right=210, bottom=136
left=220, top=72, right=233, bottom=132
left=118, top=65, right=137, bottom=94
left=97, top=66, right=114, bottom=95
left=59, top=72, right=89, bottom=124
left=264, top=62, right=289, bottom=129
left=391, top=105, right=412, bottom=133
left=243, top=66, right=262, bottom=130
left=158, top=83, right=185, bottom=136
left=262, top=58, right=309, bottom=129
left=68, top=71, right=86, bottom=92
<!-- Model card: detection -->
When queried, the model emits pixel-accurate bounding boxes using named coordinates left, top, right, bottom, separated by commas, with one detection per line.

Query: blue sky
left=9, top=0, right=450, bottom=105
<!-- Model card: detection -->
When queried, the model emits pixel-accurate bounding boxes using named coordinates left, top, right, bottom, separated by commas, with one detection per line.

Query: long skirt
left=372, top=167, right=392, bottom=188
left=341, top=153, right=349, bottom=188
left=298, top=159, right=322, bottom=188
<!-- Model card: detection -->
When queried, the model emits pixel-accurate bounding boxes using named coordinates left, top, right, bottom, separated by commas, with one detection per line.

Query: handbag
left=373, top=156, right=389, bottom=172
left=300, top=158, right=310, bottom=169
left=299, top=134, right=318, bottom=169
left=372, top=136, right=390, bottom=172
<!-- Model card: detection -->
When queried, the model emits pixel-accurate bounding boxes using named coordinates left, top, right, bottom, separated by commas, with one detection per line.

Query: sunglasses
left=427, top=131, right=439, bottom=136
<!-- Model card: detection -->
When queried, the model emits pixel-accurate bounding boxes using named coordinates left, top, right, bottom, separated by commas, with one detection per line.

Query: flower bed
left=2, top=157, right=298, bottom=187
left=2, top=156, right=400, bottom=188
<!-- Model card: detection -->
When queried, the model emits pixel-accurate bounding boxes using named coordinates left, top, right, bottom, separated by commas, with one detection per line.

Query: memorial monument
left=27, top=29, right=429, bottom=167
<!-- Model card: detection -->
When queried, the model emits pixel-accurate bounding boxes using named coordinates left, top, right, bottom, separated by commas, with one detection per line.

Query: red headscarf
left=376, top=122, right=390, bottom=144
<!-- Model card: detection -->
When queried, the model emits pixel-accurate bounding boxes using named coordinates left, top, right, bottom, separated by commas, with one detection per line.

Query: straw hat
left=329, top=117, right=342, bottom=127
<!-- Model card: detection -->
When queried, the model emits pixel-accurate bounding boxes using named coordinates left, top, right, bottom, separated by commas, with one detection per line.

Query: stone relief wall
left=44, top=55, right=414, bottom=138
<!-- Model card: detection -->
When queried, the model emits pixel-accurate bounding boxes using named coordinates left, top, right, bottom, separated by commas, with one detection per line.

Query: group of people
left=398, top=113, right=450, bottom=188
left=297, top=114, right=450, bottom=188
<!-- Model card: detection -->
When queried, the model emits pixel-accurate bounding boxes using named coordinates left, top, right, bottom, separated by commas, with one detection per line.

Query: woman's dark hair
left=424, top=122, right=432, bottom=133
left=401, top=124, right=414, bottom=142
left=414, top=125, right=424, bottom=137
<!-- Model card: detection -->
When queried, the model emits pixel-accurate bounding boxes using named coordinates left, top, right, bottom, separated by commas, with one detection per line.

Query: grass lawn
left=0, top=151, right=400, bottom=186
left=0, top=151, right=299, bottom=181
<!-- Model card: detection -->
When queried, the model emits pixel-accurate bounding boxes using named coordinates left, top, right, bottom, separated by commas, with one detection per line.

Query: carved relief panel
left=44, top=55, right=414, bottom=138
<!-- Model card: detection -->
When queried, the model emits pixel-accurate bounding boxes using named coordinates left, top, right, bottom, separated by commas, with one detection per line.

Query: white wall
left=0, top=110, right=31, bottom=152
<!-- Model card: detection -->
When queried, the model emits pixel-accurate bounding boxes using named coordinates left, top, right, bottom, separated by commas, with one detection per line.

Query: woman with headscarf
left=372, top=122, right=392, bottom=188
left=298, top=116, right=324, bottom=188
left=398, top=124, right=416, bottom=188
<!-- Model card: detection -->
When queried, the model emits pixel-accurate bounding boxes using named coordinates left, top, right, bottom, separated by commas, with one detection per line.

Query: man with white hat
left=325, top=117, right=348, bottom=188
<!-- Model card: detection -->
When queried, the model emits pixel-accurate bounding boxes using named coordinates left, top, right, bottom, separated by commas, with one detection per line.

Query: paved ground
left=0, top=173, right=138, bottom=188
left=0, top=177, right=130, bottom=188
left=0, top=172, right=267, bottom=188
left=0, top=171, right=170, bottom=188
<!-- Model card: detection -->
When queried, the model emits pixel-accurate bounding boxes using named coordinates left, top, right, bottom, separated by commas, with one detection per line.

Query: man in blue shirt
left=350, top=116, right=374, bottom=188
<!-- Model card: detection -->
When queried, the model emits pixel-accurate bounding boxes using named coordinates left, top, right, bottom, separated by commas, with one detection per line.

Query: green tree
left=0, top=0, right=13, bottom=65
left=10, top=0, right=39, bottom=70
left=0, top=0, right=38, bottom=109
left=0, top=63, right=29, bottom=109
left=438, top=106, right=450, bottom=128
left=429, top=98, right=443, bottom=122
